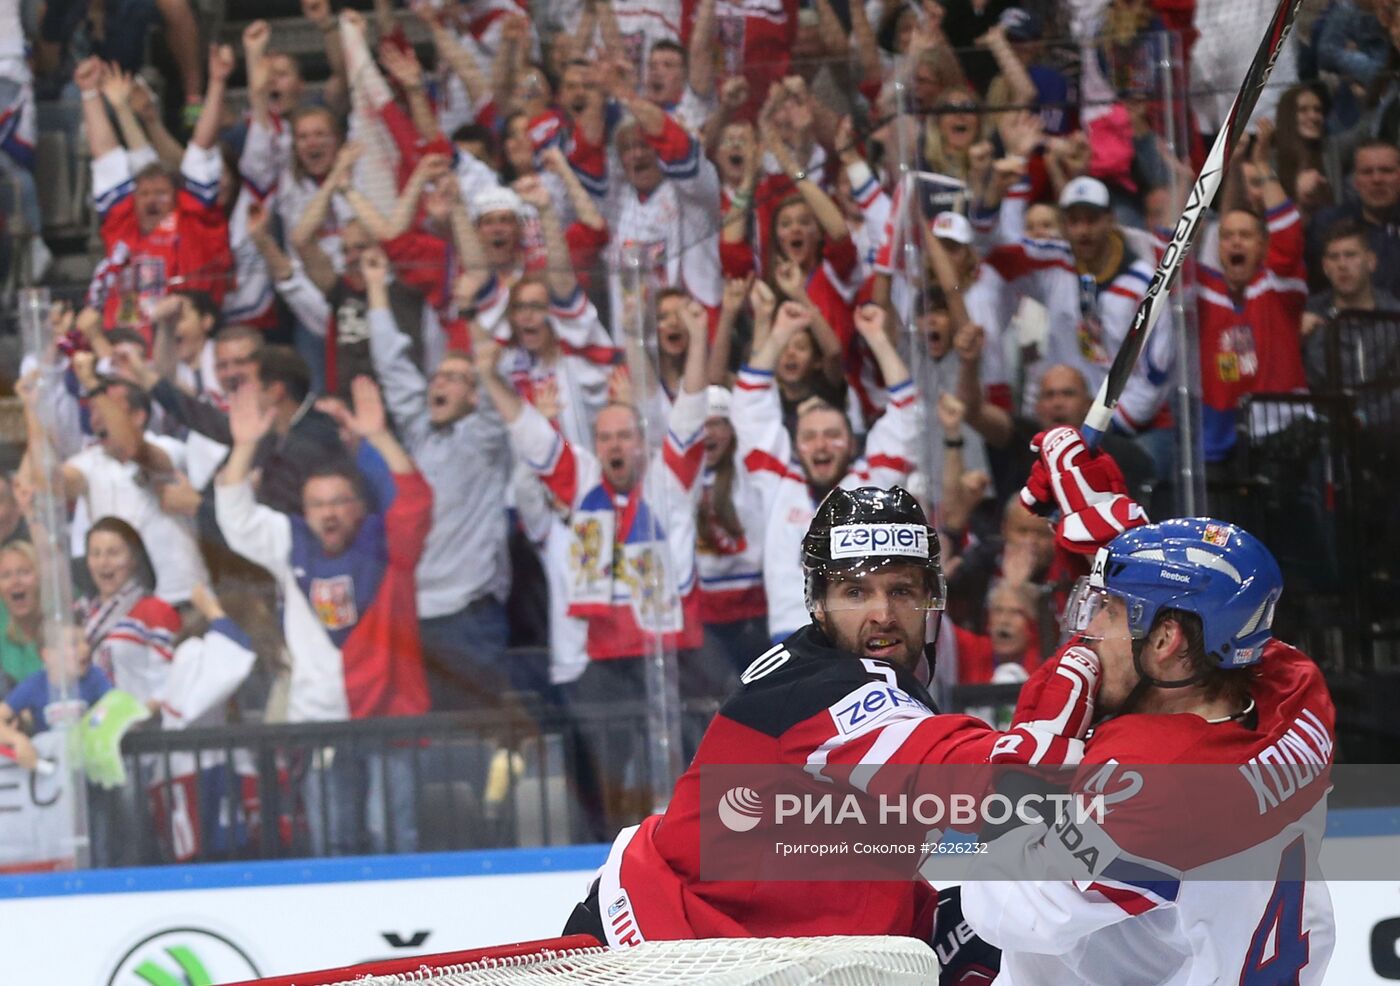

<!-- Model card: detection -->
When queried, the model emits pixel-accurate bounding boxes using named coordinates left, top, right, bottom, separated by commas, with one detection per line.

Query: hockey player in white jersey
left=960, top=426, right=1336, bottom=986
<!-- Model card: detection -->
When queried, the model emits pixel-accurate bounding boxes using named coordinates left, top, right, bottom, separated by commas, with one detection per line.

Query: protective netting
left=244, top=936, right=938, bottom=986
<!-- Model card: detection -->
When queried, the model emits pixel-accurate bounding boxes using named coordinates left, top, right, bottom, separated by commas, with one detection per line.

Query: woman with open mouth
left=78, top=516, right=180, bottom=706
left=920, top=83, right=988, bottom=191
left=0, top=540, right=44, bottom=698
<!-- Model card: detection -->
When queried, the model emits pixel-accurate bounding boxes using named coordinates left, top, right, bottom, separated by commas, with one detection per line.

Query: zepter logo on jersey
left=829, top=524, right=929, bottom=561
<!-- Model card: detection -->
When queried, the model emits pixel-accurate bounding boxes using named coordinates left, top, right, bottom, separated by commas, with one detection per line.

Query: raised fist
left=953, top=322, right=985, bottom=363
left=936, top=391, right=965, bottom=433
left=359, top=246, right=390, bottom=287
left=73, top=57, right=104, bottom=93
left=1020, top=427, right=1145, bottom=555
left=512, top=174, right=551, bottom=210
left=720, top=75, right=749, bottom=112
left=301, top=0, right=333, bottom=27
left=209, top=44, right=237, bottom=84
left=242, top=20, right=272, bottom=57
left=852, top=302, right=888, bottom=342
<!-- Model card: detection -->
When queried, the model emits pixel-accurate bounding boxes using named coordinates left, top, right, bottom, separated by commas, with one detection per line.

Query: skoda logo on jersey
left=717, top=786, right=765, bottom=832
left=108, top=928, right=260, bottom=986
left=829, top=524, right=928, bottom=560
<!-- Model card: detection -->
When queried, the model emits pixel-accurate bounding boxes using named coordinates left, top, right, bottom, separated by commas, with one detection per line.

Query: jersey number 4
left=1240, top=836, right=1309, bottom=986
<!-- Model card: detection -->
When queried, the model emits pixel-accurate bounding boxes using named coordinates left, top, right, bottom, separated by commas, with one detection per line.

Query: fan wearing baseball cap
left=912, top=211, right=1017, bottom=495
left=976, top=173, right=1175, bottom=477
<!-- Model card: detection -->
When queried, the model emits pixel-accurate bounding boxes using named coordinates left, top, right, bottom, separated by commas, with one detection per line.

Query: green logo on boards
left=108, top=928, right=260, bottom=986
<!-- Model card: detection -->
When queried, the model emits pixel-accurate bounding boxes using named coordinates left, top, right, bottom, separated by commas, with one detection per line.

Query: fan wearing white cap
left=472, top=185, right=529, bottom=279
left=694, top=385, right=771, bottom=677
left=977, top=174, right=1175, bottom=451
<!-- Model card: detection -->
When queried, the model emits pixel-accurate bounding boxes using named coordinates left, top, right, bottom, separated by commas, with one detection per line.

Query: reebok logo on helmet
left=829, top=524, right=928, bottom=560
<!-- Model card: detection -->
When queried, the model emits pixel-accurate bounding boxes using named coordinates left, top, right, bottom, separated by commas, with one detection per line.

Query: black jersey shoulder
left=721, top=624, right=938, bottom=738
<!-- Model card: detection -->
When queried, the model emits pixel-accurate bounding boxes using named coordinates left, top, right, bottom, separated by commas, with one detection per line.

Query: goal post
left=224, top=935, right=940, bottom=985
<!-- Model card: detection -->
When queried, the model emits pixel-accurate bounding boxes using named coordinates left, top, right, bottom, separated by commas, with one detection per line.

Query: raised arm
left=380, top=41, right=441, bottom=143
left=214, top=385, right=293, bottom=573
left=303, top=0, right=349, bottom=117
left=748, top=298, right=810, bottom=373
left=337, top=376, right=416, bottom=474
left=362, top=152, right=448, bottom=242
left=606, top=63, right=665, bottom=138
left=363, top=248, right=432, bottom=438
left=99, top=64, right=151, bottom=156
left=688, top=0, right=718, bottom=100
left=71, top=353, right=143, bottom=465
left=763, top=119, right=847, bottom=243
left=849, top=0, right=882, bottom=85
left=129, top=77, right=185, bottom=171
left=417, top=0, right=489, bottom=108
left=595, top=0, right=626, bottom=62
left=540, top=146, right=606, bottom=231
left=1248, top=118, right=1289, bottom=213
left=710, top=275, right=751, bottom=385
left=447, top=177, right=490, bottom=291
left=245, top=200, right=295, bottom=283
left=77, top=59, right=120, bottom=160
left=217, top=385, right=274, bottom=487
left=513, top=174, right=577, bottom=300
left=290, top=141, right=363, bottom=253
left=680, top=297, right=708, bottom=395
left=953, top=322, right=1013, bottom=447
left=471, top=323, right=524, bottom=423
left=977, top=24, right=1037, bottom=107
left=490, top=15, right=531, bottom=114
left=16, top=370, right=85, bottom=501
left=771, top=259, right=845, bottom=383
left=923, top=223, right=973, bottom=331
left=853, top=301, right=910, bottom=391
left=191, top=45, right=236, bottom=152
left=241, top=21, right=274, bottom=130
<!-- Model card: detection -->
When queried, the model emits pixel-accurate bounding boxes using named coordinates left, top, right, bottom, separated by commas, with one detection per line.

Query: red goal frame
left=224, top=934, right=604, bottom=986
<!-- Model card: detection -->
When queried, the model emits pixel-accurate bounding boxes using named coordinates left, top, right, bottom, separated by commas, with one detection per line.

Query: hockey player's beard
left=817, top=614, right=923, bottom=670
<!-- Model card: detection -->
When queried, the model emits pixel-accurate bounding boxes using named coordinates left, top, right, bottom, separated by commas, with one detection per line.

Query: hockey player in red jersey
left=562, top=486, right=1105, bottom=950
left=960, top=426, right=1337, bottom=986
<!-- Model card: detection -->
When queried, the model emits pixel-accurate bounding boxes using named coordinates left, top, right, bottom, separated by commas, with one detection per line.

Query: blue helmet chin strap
left=1107, top=620, right=1205, bottom=720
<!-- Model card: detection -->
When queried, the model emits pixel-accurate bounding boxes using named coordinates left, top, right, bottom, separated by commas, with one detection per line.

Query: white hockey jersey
left=604, top=114, right=723, bottom=315
left=731, top=366, right=921, bottom=641
left=962, top=639, right=1337, bottom=986
left=497, top=287, right=619, bottom=448
left=506, top=387, right=708, bottom=660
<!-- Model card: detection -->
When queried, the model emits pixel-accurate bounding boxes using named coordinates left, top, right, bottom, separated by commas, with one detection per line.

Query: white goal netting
left=256, top=936, right=938, bottom=986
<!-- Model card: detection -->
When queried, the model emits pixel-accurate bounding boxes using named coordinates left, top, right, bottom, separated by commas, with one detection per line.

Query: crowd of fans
left=0, top=0, right=1397, bottom=862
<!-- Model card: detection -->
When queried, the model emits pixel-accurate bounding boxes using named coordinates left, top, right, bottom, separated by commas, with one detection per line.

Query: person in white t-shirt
left=41, top=353, right=208, bottom=607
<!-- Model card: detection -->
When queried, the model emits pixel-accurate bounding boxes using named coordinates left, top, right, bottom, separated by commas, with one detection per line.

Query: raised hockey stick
left=1080, top=0, right=1306, bottom=446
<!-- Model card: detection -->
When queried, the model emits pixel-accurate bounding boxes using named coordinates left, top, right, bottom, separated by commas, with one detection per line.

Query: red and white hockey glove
left=988, top=646, right=1100, bottom=767
left=1019, top=426, right=1147, bottom=555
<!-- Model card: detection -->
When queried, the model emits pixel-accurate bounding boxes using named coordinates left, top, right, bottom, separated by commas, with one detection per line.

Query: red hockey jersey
left=1196, top=202, right=1309, bottom=461
left=90, top=145, right=233, bottom=337
left=594, top=623, right=1087, bottom=946
left=963, top=637, right=1337, bottom=986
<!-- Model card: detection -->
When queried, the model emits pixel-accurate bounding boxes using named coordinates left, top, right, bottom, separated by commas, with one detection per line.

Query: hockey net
left=227, top=935, right=939, bottom=985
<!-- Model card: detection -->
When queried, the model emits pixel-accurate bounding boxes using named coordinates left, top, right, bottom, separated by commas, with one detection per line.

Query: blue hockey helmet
left=1063, top=518, right=1282, bottom=669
